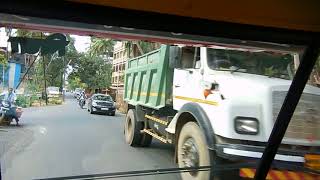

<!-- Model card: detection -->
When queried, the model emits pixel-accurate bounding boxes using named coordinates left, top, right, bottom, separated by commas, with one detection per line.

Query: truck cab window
left=194, top=47, right=201, bottom=69
left=180, top=47, right=200, bottom=69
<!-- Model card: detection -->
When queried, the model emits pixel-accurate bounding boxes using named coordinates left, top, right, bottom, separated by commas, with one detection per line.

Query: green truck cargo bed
left=124, top=45, right=173, bottom=109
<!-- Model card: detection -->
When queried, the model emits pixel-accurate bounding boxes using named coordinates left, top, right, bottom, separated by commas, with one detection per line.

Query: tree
left=45, top=35, right=78, bottom=88
left=0, top=53, right=6, bottom=65
left=14, top=29, right=79, bottom=93
left=67, top=76, right=86, bottom=90
left=0, top=53, right=7, bottom=84
left=68, top=54, right=112, bottom=90
left=15, top=29, right=44, bottom=38
left=88, top=37, right=114, bottom=57
left=124, top=41, right=160, bottom=58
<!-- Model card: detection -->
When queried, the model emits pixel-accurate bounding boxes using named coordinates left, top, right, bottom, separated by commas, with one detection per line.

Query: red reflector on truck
left=239, top=168, right=319, bottom=179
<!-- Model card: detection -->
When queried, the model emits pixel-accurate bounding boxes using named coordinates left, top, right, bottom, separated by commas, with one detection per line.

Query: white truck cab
left=172, top=46, right=320, bottom=145
left=169, top=46, right=320, bottom=179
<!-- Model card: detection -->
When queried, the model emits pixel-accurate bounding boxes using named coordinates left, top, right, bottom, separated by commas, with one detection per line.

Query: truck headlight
left=92, top=102, right=97, bottom=106
left=235, top=117, right=259, bottom=135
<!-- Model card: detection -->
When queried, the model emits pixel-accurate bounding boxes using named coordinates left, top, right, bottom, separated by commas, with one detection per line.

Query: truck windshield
left=207, top=48, right=294, bottom=79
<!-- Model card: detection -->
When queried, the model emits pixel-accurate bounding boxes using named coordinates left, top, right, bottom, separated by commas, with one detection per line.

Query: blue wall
left=1, top=62, right=22, bottom=89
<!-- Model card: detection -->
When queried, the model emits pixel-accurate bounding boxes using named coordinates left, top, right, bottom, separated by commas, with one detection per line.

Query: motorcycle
left=79, top=97, right=85, bottom=109
left=0, top=100, right=22, bottom=126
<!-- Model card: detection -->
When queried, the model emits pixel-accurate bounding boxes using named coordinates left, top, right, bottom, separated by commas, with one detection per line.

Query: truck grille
left=273, top=91, right=320, bottom=141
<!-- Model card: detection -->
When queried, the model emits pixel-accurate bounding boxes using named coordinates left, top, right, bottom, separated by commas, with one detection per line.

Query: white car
left=46, top=87, right=60, bottom=98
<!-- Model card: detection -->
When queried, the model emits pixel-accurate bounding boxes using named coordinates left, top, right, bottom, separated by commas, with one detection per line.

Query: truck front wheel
left=178, top=122, right=211, bottom=180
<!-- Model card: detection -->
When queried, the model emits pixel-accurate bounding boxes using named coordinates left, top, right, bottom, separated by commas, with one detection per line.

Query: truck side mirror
left=169, top=46, right=181, bottom=68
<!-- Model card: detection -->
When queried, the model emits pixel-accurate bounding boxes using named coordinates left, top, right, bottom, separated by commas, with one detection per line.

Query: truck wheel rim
left=181, top=137, right=199, bottom=176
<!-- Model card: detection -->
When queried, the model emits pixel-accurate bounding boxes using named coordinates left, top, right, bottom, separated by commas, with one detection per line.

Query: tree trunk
left=133, top=41, right=144, bottom=55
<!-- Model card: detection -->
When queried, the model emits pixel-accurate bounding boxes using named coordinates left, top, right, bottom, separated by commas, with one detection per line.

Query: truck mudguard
left=177, top=103, right=219, bottom=179
left=176, top=102, right=216, bottom=150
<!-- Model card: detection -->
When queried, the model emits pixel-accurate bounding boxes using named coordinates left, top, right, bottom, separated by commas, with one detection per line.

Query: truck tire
left=177, top=122, right=212, bottom=180
left=140, top=132, right=152, bottom=147
left=124, top=109, right=142, bottom=146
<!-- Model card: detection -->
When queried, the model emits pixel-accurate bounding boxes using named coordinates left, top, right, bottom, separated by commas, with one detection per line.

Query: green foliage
left=16, top=95, right=30, bottom=108
left=124, top=41, right=160, bottom=58
left=264, top=66, right=278, bottom=77
left=88, top=38, right=114, bottom=57
left=45, top=35, right=79, bottom=87
left=15, top=29, right=45, bottom=38
left=26, top=80, right=41, bottom=95
left=69, top=54, right=112, bottom=90
left=68, top=76, right=87, bottom=90
left=0, top=54, right=7, bottom=65
left=48, top=97, right=62, bottom=105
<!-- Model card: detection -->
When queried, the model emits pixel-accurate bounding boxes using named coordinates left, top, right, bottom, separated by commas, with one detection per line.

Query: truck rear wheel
left=140, top=132, right=152, bottom=147
left=124, top=109, right=142, bottom=146
left=177, top=122, right=212, bottom=180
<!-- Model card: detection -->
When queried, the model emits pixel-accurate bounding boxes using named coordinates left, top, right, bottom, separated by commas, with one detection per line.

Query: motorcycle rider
left=79, top=91, right=86, bottom=108
left=3, top=88, right=19, bottom=125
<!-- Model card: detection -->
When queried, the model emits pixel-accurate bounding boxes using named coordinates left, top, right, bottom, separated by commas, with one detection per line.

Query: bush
left=16, top=95, right=30, bottom=108
left=48, top=97, right=63, bottom=105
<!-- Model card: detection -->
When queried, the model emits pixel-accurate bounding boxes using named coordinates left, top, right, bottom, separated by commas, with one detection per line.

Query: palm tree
left=88, top=37, right=114, bottom=57
left=124, top=41, right=160, bottom=58
left=15, top=29, right=44, bottom=38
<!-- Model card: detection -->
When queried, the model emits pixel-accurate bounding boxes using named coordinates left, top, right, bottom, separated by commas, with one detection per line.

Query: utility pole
left=62, top=58, right=72, bottom=102
left=40, top=32, right=48, bottom=105
left=62, top=56, right=65, bottom=102
left=43, top=55, right=48, bottom=105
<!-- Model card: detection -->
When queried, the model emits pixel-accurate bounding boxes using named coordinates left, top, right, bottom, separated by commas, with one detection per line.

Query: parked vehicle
left=87, top=94, right=116, bottom=116
left=74, top=88, right=83, bottom=99
left=46, top=86, right=61, bottom=98
left=123, top=45, right=320, bottom=179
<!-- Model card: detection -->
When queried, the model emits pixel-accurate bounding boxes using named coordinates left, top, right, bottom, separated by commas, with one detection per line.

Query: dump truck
left=124, top=45, right=320, bottom=179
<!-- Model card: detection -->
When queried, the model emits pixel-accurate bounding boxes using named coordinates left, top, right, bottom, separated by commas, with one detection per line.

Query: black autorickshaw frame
left=0, top=1, right=319, bottom=179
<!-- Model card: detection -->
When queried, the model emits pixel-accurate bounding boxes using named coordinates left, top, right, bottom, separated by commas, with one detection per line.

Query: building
left=112, top=41, right=127, bottom=88
left=0, top=53, right=36, bottom=91
left=110, top=42, right=128, bottom=112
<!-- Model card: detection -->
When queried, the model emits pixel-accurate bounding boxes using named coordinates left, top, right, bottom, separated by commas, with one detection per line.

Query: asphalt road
left=1, top=94, right=180, bottom=180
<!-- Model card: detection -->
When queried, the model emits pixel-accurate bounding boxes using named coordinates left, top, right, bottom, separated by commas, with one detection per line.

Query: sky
left=0, top=27, right=8, bottom=48
left=71, top=35, right=91, bottom=53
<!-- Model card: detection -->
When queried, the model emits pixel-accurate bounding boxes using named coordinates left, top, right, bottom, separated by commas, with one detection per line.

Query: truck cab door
left=172, top=47, right=203, bottom=110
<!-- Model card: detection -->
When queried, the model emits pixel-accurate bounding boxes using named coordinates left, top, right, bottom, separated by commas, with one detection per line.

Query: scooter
left=0, top=100, right=22, bottom=126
